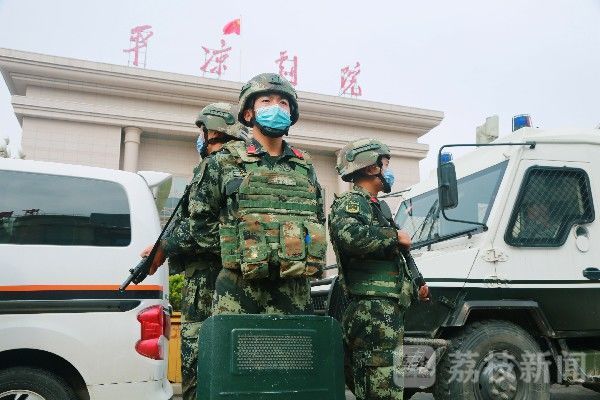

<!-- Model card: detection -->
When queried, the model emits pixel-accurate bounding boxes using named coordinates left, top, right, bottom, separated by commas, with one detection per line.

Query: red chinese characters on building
left=340, top=62, right=363, bottom=97
left=275, top=51, right=298, bottom=86
left=123, top=25, right=154, bottom=67
left=200, top=39, right=232, bottom=78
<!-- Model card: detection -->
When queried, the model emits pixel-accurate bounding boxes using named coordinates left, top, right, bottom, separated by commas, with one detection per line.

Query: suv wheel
left=0, top=367, right=77, bottom=400
left=434, top=320, right=550, bottom=400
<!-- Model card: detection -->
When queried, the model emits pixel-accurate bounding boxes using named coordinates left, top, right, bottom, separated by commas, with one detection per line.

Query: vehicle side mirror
left=438, top=161, right=458, bottom=209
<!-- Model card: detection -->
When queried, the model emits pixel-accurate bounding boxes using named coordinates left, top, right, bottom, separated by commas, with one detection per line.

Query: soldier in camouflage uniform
left=329, top=139, right=429, bottom=400
left=520, top=202, right=558, bottom=240
left=188, top=73, right=327, bottom=316
left=142, top=103, right=248, bottom=400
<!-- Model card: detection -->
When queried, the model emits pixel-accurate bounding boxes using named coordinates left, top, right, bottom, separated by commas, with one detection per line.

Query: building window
left=0, top=171, right=131, bottom=246
left=505, top=167, right=594, bottom=247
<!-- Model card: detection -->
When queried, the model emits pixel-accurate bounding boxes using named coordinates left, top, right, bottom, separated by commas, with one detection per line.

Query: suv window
left=505, top=167, right=594, bottom=247
left=0, top=170, right=131, bottom=246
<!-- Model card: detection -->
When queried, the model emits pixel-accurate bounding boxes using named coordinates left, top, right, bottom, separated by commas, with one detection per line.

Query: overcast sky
left=0, top=0, right=599, bottom=175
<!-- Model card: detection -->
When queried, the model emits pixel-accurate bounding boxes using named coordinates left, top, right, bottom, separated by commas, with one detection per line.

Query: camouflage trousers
left=343, top=297, right=405, bottom=400
left=212, top=268, right=314, bottom=315
left=181, top=267, right=218, bottom=400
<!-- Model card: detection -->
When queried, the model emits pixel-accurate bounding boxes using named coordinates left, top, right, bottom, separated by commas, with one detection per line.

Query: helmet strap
left=378, top=172, right=392, bottom=193
left=375, top=157, right=391, bottom=193
left=199, top=144, right=208, bottom=158
left=207, top=137, right=229, bottom=145
left=198, top=126, right=208, bottom=158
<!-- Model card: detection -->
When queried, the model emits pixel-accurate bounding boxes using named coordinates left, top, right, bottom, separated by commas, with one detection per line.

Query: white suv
left=0, top=158, right=173, bottom=400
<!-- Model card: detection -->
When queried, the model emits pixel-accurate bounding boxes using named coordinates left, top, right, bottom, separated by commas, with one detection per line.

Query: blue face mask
left=255, top=105, right=292, bottom=137
left=196, top=134, right=205, bottom=155
left=380, top=168, right=395, bottom=193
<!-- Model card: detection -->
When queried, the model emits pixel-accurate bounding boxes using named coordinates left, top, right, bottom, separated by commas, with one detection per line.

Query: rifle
left=119, top=185, right=191, bottom=292
left=399, top=246, right=427, bottom=291
left=376, top=200, right=427, bottom=294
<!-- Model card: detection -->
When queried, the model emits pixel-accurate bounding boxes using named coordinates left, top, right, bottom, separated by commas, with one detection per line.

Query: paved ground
left=173, top=384, right=600, bottom=399
left=356, top=386, right=600, bottom=400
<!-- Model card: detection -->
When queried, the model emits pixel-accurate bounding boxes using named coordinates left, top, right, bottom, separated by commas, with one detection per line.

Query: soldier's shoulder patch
left=291, top=147, right=304, bottom=159
left=345, top=200, right=360, bottom=214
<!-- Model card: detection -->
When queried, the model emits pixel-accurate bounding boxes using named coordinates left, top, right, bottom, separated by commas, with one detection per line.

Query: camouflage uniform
left=189, top=138, right=325, bottom=315
left=329, top=139, right=413, bottom=400
left=188, top=73, right=327, bottom=316
left=162, top=160, right=219, bottom=400
left=162, top=103, right=247, bottom=400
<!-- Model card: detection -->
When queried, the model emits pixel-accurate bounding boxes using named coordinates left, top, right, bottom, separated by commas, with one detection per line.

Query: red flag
left=223, top=18, right=241, bottom=35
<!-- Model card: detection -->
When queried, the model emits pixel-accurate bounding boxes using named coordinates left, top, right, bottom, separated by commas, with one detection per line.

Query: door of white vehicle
left=492, top=158, right=600, bottom=334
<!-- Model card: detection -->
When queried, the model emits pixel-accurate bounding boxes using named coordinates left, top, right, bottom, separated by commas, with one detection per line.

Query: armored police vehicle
left=314, top=127, right=600, bottom=400
left=0, top=157, right=173, bottom=400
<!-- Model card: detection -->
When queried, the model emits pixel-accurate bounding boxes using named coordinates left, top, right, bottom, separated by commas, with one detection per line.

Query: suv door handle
left=583, top=268, right=600, bottom=280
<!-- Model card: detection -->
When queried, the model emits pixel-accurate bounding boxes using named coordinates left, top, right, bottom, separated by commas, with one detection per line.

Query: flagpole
left=239, top=15, right=243, bottom=82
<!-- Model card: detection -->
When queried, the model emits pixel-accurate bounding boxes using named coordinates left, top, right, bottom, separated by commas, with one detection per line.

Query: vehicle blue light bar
left=440, top=152, right=453, bottom=164
left=512, top=114, right=532, bottom=131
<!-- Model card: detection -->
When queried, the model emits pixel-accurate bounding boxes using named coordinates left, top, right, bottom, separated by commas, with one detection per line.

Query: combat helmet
left=195, top=102, right=248, bottom=141
left=336, top=138, right=391, bottom=182
left=238, top=73, right=299, bottom=127
left=195, top=103, right=248, bottom=157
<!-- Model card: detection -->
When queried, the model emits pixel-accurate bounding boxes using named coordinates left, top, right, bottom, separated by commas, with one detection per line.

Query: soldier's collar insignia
left=246, top=144, right=257, bottom=155
left=370, top=197, right=379, bottom=203
left=345, top=200, right=360, bottom=214
left=291, top=148, right=304, bottom=159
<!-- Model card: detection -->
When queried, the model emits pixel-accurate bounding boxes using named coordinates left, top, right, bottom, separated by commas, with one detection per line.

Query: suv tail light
left=135, top=305, right=170, bottom=360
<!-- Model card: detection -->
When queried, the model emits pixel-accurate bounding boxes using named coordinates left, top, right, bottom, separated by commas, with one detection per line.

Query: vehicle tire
left=0, top=367, right=77, bottom=400
left=433, top=320, right=550, bottom=400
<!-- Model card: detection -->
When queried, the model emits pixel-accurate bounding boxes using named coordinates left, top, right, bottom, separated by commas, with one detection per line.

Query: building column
left=123, top=126, right=142, bottom=172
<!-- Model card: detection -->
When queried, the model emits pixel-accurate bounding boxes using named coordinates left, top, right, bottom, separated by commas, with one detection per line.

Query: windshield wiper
left=411, top=199, right=439, bottom=242
left=380, top=188, right=411, bottom=199
left=425, top=202, right=441, bottom=243
left=412, top=227, right=481, bottom=250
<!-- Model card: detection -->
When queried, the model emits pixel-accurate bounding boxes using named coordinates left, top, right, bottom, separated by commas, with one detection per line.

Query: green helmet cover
left=238, top=73, right=299, bottom=127
left=336, top=138, right=391, bottom=182
left=195, top=102, right=248, bottom=141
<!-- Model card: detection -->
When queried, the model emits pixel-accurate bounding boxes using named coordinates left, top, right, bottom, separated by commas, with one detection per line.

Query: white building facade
left=0, top=48, right=443, bottom=264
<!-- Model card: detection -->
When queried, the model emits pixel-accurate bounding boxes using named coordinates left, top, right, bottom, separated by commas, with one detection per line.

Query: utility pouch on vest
left=279, top=220, right=307, bottom=278
left=238, top=219, right=270, bottom=279
left=278, top=221, right=326, bottom=278
left=304, top=221, right=327, bottom=276
left=219, top=224, right=240, bottom=270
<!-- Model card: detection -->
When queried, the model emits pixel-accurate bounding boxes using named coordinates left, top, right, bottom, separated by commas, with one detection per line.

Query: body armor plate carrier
left=333, top=191, right=413, bottom=306
left=219, top=142, right=326, bottom=279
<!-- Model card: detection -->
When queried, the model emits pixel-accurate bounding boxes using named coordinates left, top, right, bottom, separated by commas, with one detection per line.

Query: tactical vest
left=219, top=142, right=326, bottom=280
left=333, top=191, right=413, bottom=305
